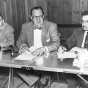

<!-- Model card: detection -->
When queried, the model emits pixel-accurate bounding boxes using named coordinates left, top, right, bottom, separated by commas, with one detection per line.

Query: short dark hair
left=30, top=6, right=44, bottom=16
left=81, top=11, right=88, bottom=16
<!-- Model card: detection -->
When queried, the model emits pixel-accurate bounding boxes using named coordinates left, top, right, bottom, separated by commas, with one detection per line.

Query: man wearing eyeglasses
left=16, top=6, right=60, bottom=88
left=17, top=6, right=60, bottom=56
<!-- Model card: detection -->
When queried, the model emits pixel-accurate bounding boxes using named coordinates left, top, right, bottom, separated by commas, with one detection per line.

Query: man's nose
left=37, top=18, right=41, bottom=23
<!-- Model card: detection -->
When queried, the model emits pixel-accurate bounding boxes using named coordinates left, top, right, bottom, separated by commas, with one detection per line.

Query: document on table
left=57, top=51, right=76, bottom=59
left=14, top=51, right=36, bottom=61
left=72, top=48, right=88, bottom=72
left=14, top=51, right=44, bottom=66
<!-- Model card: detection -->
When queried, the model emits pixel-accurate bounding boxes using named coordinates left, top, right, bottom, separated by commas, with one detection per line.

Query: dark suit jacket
left=17, top=20, right=60, bottom=52
left=66, top=28, right=88, bottom=50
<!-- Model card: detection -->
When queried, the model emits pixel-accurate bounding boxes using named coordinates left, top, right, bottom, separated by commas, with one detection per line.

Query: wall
left=0, top=0, right=88, bottom=41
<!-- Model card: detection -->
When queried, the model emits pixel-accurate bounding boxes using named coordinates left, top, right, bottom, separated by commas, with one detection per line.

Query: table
left=0, top=53, right=87, bottom=88
left=0, top=53, right=80, bottom=74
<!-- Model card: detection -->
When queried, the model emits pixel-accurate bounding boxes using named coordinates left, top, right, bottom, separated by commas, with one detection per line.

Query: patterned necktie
left=84, top=31, right=88, bottom=48
left=81, top=31, right=88, bottom=48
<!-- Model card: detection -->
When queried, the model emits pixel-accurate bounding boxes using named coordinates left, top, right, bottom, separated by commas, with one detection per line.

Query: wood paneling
left=72, top=0, right=81, bottom=24
left=0, top=0, right=88, bottom=41
left=1, top=0, right=88, bottom=25
left=47, top=0, right=64, bottom=24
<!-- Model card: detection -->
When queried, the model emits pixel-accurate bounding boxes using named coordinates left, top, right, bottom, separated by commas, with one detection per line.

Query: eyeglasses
left=32, top=15, right=44, bottom=19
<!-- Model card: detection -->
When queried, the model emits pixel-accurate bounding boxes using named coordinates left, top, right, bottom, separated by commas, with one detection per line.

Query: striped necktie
left=81, top=31, right=88, bottom=48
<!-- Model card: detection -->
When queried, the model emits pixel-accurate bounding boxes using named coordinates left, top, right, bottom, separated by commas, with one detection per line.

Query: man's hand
left=31, top=47, right=45, bottom=56
left=58, top=46, right=67, bottom=53
left=19, top=44, right=29, bottom=54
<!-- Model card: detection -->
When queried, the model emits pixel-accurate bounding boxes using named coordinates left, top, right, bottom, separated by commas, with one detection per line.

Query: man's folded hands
left=19, top=44, right=30, bottom=54
left=19, top=44, right=49, bottom=57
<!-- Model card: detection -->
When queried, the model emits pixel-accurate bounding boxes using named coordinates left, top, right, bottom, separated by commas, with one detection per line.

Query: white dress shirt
left=34, top=29, right=42, bottom=49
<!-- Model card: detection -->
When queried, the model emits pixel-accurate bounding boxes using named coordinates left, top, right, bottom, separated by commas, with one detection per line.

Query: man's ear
left=30, top=16, right=32, bottom=20
left=43, top=15, right=44, bottom=19
left=2, top=20, right=5, bottom=24
left=3, top=20, right=4, bottom=23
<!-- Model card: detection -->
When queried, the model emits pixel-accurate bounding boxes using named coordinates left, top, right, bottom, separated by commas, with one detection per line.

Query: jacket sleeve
left=66, top=30, right=77, bottom=50
left=47, top=23, right=60, bottom=52
left=16, top=25, right=28, bottom=49
left=5, top=25, right=14, bottom=46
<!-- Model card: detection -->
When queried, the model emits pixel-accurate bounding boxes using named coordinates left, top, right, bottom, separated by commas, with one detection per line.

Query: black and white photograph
left=0, top=0, right=88, bottom=88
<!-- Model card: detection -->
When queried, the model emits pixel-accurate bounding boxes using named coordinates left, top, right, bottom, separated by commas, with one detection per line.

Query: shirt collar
left=32, top=21, right=46, bottom=30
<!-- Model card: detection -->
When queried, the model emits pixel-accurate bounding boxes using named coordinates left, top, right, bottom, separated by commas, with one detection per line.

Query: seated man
left=0, top=14, right=14, bottom=50
left=66, top=11, right=88, bottom=88
left=66, top=11, right=88, bottom=50
left=58, top=11, right=88, bottom=88
left=0, top=14, right=14, bottom=88
left=16, top=6, right=60, bottom=88
left=58, top=11, right=88, bottom=59
left=17, top=6, right=60, bottom=56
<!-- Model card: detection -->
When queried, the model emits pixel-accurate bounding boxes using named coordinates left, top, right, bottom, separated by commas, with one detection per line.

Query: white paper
left=34, top=56, right=44, bottom=66
left=14, top=51, right=36, bottom=61
left=72, top=48, right=88, bottom=72
left=57, top=51, right=76, bottom=59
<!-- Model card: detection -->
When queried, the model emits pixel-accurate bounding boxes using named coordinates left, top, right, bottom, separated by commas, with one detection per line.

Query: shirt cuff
left=20, top=44, right=28, bottom=49
left=44, top=46, right=49, bottom=53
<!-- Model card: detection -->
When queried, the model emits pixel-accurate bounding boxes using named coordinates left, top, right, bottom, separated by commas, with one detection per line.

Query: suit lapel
left=41, top=21, right=49, bottom=46
left=77, top=29, right=84, bottom=47
left=29, top=23, right=34, bottom=46
left=80, top=30, right=85, bottom=47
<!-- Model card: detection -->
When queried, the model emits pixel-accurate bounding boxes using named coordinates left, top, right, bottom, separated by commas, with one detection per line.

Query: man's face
left=82, top=15, right=88, bottom=31
left=31, top=9, right=44, bottom=28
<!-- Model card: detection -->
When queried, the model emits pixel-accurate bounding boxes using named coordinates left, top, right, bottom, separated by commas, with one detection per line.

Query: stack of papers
left=14, top=51, right=36, bottom=61
left=72, top=48, right=88, bottom=73
left=57, top=51, right=76, bottom=59
left=14, top=51, right=44, bottom=66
